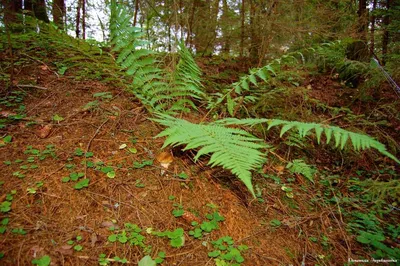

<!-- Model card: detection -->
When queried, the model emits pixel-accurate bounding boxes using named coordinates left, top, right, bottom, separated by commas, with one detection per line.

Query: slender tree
left=82, top=0, right=86, bottom=39
left=370, top=0, right=377, bottom=56
left=240, top=0, right=245, bottom=57
left=76, top=0, right=82, bottom=38
left=382, top=0, right=393, bottom=65
left=133, top=0, right=139, bottom=26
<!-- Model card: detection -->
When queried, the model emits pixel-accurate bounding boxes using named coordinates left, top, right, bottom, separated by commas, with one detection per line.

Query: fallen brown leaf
left=36, top=124, right=52, bottom=138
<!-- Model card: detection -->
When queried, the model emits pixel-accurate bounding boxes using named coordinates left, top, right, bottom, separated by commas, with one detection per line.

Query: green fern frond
left=216, top=118, right=400, bottom=164
left=110, top=2, right=203, bottom=113
left=153, top=114, right=268, bottom=197
left=286, top=160, right=316, bottom=183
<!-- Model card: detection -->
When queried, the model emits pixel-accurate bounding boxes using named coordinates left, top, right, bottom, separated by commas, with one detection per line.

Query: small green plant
left=93, top=92, right=113, bottom=100
left=52, top=114, right=64, bottom=122
left=0, top=218, right=9, bottom=234
left=0, top=135, right=12, bottom=147
left=152, top=228, right=185, bottom=248
left=269, top=219, right=282, bottom=228
left=31, top=255, right=51, bottom=266
left=11, top=228, right=27, bottom=235
left=82, top=100, right=99, bottom=111
left=74, top=148, right=84, bottom=156
left=74, top=179, right=90, bottom=190
left=135, top=179, right=145, bottom=188
left=189, top=211, right=225, bottom=239
left=172, top=204, right=184, bottom=217
left=74, top=245, right=83, bottom=251
left=208, top=236, right=248, bottom=265
left=348, top=212, right=400, bottom=259
left=176, top=172, right=189, bottom=180
left=154, top=251, right=166, bottom=264
left=108, top=223, right=147, bottom=249
left=100, top=166, right=116, bottom=178
left=138, top=255, right=156, bottom=266
left=1, top=190, right=16, bottom=213
left=133, top=159, right=153, bottom=168
left=286, top=159, right=316, bottom=183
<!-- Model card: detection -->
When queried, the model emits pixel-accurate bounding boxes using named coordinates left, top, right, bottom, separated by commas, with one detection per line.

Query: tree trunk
left=221, top=0, right=231, bottom=55
left=382, top=0, right=392, bottom=65
left=24, top=0, right=49, bottom=23
left=249, top=0, right=258, bottom=61
left=357, top=0, right=368, bottom=40
left=52, top=0, right=66, bottom=29
left=240, top=0, right=245, bottom=57
left=1, top=0, right=22, bottom=25
left=133, top=0, right=139, bottom=26
left=82, top=0, right=86, bottom=39
left=76, top=0, right=82, bottom=38
left=370, top=0, right=377, bottom=57
left=186, top=0, right=196, bottom=48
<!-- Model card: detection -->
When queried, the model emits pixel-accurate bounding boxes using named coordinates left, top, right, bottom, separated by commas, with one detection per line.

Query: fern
left=154, top=115, right=399, bottom=197
left=286, top=160, right=316, bottom=183
left=109, top=2, right=203, bottom=114
left=216, top=118, right=400, bottom=164
left=153, top=114, right=268, bottom=197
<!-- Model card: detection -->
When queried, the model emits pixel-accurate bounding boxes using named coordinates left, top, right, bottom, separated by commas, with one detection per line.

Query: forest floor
left=0, top=50, right=399, bottom=266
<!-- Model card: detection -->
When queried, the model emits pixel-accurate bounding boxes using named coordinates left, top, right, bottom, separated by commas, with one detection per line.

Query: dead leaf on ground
left=55, top=245, right=73, bottom=256
left=274, top=165, right=285, bottom=174
left=100, top=221, right=119, bottom=229
left=0, top=111, right=17, bottom=117
left=36, top=124, right=52, bottom=138
left=91, top=233, right=98, bottom=247
left=30, top=245, right=44, bottom=257
left=181, top=211, right=201, bottom=224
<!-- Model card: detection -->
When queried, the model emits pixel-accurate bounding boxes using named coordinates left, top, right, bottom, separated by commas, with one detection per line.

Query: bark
left=1, top=0, right=22, bottom=25
left=249, top=0, right=258, bottom=60
left=240, top=0, right=245, bottom=57
left=186, top=0, right=196, bottom=48
left=76, top=0, right=82, bottom=38
left=357, top=0, right=368, bottom=40
left=82, top=0, right=86, bottom=39
left=24, top=0, right=49, bottom=23
left=382, top=0, right=392, bottom=65
left=221, top=0, right=231, bottom=54
left=370, top=0, right=377, bottom=56
left=52, top=0, right=66, bottom=29
left=133, top=0, right=139, bottom=26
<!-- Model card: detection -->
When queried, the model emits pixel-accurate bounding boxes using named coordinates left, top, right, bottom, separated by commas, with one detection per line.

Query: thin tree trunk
left=240, top=0, right=245, bottom=57
left=82, top=0, right=86, bottom=39
left=76, top=0, right=82, bottom=38
left=221, top=0, right=230, bottom=54
left=370, top=0, right=377, bottom=56
left=382, top=0, right=392, bottom=65
left=186, top=0, right=196, bottom=48
left=133, top=0, right=139, bottom=26
left=249, top=0, right=258, bottom=60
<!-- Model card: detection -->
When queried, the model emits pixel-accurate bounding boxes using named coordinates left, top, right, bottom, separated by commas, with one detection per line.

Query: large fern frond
left=216, top=118, right=400, bottom=164
left=153, top=114, right=268, bottom=197
left=109, top=2, right=203, bottom=113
